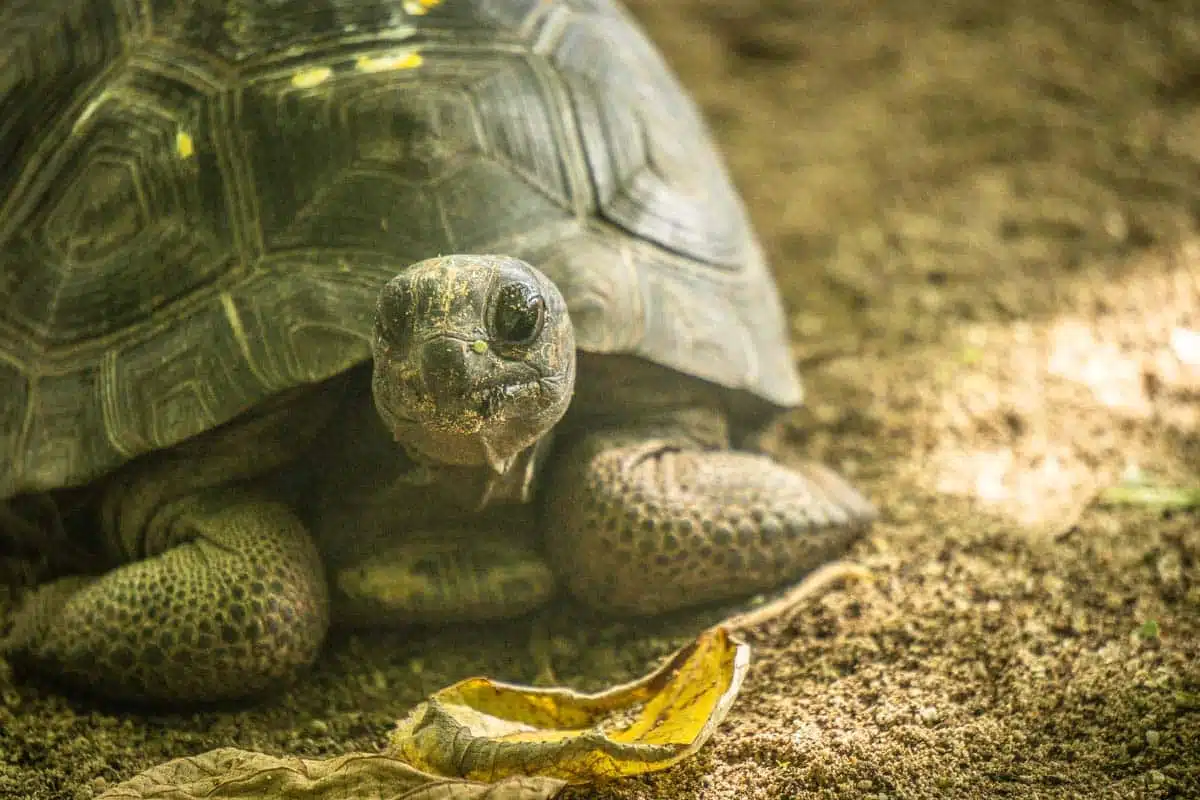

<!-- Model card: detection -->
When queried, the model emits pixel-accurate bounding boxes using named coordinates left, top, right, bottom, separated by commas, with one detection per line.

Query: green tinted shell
left=0, top=0, right=801, bottom=498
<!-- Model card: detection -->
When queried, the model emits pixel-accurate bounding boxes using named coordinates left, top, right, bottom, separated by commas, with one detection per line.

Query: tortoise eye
left=491, top=281, right=545, bottom=346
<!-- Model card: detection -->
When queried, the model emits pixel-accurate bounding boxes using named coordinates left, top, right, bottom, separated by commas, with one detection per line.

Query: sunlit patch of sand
left=928, top=244, right=1199, bottom=529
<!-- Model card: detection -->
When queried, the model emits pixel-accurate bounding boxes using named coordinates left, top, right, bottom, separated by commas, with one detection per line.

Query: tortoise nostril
left=419, top=338, right=472, bottom=405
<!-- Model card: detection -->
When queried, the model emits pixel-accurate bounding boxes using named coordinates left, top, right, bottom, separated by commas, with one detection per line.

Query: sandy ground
left=2, top=0, right=1198, bottom=798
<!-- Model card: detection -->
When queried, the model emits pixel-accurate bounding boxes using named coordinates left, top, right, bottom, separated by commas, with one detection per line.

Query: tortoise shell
left=0, top=0, right=801, bottom=498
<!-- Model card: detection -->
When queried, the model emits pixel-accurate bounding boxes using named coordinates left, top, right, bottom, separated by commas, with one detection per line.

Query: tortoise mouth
left=384, top=379, right=538, bottom=435
left=466, top=378, right=543, bottom=419
left=374, top=361, right=564, bottom=472
left=382, top=365, right=542, bottom=420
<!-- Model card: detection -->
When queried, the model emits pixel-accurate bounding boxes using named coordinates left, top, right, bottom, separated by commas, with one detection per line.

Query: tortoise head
left=371, top=254, right=576, bottom=474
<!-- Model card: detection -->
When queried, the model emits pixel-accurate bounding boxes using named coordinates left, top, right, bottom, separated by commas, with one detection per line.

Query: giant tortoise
left=0, top=0, right=875, bottom=703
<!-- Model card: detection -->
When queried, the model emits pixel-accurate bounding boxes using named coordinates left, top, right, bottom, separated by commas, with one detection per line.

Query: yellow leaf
left=388, top=625, right=751, bottom=784
left=96, top=747, right=566, bottom=800
left=91, top=563, right=866, bottom=797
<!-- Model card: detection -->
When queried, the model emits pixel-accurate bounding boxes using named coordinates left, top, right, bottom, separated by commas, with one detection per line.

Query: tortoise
left=0, top=0, right=875, bottom=704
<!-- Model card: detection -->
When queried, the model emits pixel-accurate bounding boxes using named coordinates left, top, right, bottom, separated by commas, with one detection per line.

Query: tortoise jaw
left=383, top=409, right=532, bottom=474
left=373, top=348, right=549, bottom=471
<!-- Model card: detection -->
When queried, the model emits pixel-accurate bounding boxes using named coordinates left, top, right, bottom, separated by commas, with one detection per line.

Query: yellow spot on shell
left=73, top=94, right=107, bottom=133
left=290, top=66, right=332, bottom=89
left=219, top=291, right=255, bottom=371
left=175, top=130, right=195, bottom=159
left=403, top=0, right=442, bottom=15
left=355, top=50, right=423, bottom=73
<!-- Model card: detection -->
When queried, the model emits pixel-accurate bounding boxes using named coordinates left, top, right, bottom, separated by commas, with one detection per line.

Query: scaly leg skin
left=329, top=530, right=556, bottom=628
left=1, top=389, right=340, bottom=704
left=3, top=488, right=328, bottom=703
left=543, top=409, right=876, bottom=615
left=310, top=470, right=556, bottom=627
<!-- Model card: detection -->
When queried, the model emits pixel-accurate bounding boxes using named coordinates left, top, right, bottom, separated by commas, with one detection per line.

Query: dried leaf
left=96, top=747, right=566, bottom=800
left=388, top=625, right=750, bottom=784
left=91, top=566, right=864, bottom=797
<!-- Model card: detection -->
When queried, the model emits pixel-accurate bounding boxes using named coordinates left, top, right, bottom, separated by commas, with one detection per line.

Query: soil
left=2, top=0, right=1198, bottom=798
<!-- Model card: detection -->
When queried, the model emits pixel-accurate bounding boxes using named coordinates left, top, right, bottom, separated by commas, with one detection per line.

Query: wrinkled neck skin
left=390, top=427, right=557, bottom=510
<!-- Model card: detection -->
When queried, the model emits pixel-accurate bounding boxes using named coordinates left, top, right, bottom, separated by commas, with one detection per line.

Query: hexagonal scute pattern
left=1, top=0, right=796, bottom=501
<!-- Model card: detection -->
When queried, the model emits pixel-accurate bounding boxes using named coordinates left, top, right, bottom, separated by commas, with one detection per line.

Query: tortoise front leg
left=2, top=390, right=342, bottom=704
left=2, top=485, right=328, bottom=704
left=327, top=528, right=555, bottom=628
left=542, top=410, right=875, bottom=615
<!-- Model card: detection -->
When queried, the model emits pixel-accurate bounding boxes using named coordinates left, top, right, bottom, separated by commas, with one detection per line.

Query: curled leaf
left=388, top=625, right=750, bottom=784
left=96, top=747, right=566, bottom=800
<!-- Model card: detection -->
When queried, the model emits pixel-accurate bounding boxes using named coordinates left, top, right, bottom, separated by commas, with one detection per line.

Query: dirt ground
left=2, top=0, right=1198, bottom=798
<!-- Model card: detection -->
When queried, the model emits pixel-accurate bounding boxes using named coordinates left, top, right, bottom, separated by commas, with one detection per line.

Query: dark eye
left=491, top=281, right=545, bottom=346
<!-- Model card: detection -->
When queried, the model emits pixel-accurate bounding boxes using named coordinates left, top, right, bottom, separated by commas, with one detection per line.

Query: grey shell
left=0, top=0, right=801, bottom=499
